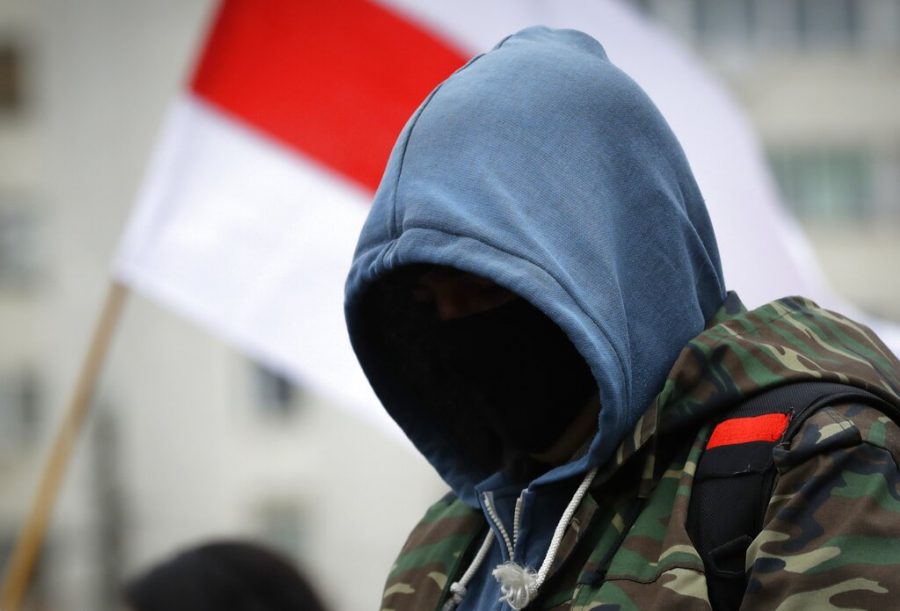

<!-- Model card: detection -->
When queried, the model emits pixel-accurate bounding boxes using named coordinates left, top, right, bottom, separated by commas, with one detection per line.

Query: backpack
left=687, top=381, right=900, bottom=611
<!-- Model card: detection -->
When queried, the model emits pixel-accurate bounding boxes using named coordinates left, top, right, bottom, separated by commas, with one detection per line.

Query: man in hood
left=344, top=27, right=900, bottom=610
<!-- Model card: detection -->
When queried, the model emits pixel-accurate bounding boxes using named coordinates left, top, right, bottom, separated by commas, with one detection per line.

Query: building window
left=684, top=0, right=867, bottom=52
left=794, top=0, right=860, bottom=50
left=623, top=0, right=655, bottom=16
left=0, top=42, right=24, bottom=113
left=254, top=500, right=306, bottom=564
left=693, top=0, right=758, bottom=47
left=0, top=203, right=40, bottom=290
left=250, top=362, right=301, bottom=418
left=0, top=369, right=41, bottom=454
left=768, top=147, right=873, bottom=221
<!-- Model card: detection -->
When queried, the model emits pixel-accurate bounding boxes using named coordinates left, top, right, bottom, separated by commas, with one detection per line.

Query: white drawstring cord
left=444, top=466, right=599, bottom=610
left=442, top=529, right=494, bottom=611
left=493, top=466, right=598, bottom=610
left=534, top=466, right=598, bottom=586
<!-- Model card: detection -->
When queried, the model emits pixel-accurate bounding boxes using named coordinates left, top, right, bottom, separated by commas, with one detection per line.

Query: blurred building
left=0, top=2, right=444, bottom=610
left=0, top=1, right=898, bottom=610
left=626, top=0, right=900, bottom=319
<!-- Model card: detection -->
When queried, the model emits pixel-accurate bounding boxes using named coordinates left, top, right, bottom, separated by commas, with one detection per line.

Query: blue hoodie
left=344, top=27, right=726, bottom=610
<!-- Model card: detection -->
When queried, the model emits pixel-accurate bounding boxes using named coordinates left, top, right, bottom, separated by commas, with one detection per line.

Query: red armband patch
left=706, top=413, right=791, bottom=449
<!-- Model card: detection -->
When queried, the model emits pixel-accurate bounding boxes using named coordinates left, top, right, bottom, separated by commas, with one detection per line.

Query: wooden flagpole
left=0, top=281, right=129, bottom=611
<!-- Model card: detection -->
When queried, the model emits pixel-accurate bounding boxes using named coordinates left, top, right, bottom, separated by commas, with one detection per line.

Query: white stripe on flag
left=115, top=94, right=399, bottom=435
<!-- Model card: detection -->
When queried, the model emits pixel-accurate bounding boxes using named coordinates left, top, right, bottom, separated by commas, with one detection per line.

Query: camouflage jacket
left=381, top=294, right=900, bottom=610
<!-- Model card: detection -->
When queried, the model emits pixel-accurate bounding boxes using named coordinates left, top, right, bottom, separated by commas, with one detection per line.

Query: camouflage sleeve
left=742, top=402, right=900, bottom=610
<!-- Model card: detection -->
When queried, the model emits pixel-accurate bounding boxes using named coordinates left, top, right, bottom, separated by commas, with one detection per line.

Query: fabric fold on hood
left=344, top=26, right=727, bottom=506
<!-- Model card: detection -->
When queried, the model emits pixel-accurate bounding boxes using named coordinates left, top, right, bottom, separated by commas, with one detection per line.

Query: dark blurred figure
left=123, top=540, right=329, bottom=611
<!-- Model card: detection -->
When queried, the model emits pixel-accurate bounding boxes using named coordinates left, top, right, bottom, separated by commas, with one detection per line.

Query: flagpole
left=0, top=280, right=130, bottom=611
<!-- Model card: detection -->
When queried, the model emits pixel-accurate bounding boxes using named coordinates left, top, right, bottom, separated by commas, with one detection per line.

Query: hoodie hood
left=344, top=27, right=726, bottom=506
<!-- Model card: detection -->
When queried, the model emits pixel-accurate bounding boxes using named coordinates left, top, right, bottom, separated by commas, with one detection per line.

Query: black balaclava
left=427, top=296, right=598, bottom=456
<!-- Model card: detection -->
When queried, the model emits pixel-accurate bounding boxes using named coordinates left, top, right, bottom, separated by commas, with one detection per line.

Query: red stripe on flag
left=190, top=0, right=468, bottom=192
left=706, top=413, right=790, bottom=449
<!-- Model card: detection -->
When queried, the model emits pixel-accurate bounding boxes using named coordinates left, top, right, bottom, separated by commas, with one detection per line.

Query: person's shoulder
left=773, top=400, right=900, bottom=472
left=745, top=400, right=900, bottom=609
left=381, top=493, right=483, bottom=610
left=418, top=491, right=480, bottom=530
left=397, top=492, right=482, bottom=555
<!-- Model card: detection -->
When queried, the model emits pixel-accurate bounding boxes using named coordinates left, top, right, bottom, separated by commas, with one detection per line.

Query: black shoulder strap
left=687, top=381, right=900, bottom=611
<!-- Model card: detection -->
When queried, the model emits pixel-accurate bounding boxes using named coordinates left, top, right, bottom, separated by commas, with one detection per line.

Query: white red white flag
left=115, top=0, right=899, bottom=436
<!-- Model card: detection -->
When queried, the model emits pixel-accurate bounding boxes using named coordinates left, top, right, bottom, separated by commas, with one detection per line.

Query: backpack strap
left=687, top=381, right=900, bottom=611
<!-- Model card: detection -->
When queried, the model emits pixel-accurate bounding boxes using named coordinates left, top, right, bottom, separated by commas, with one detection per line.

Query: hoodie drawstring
left=443, top=466, right=599, bottom=610
left=441, top=529, right=495, bottom=611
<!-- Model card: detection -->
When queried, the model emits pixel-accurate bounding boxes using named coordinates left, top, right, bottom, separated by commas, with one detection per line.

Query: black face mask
left=429, top=298, right=597, bottom=455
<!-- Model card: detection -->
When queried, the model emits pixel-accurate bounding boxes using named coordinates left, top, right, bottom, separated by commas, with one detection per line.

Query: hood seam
left=390, top=53, right=492, bottom=238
